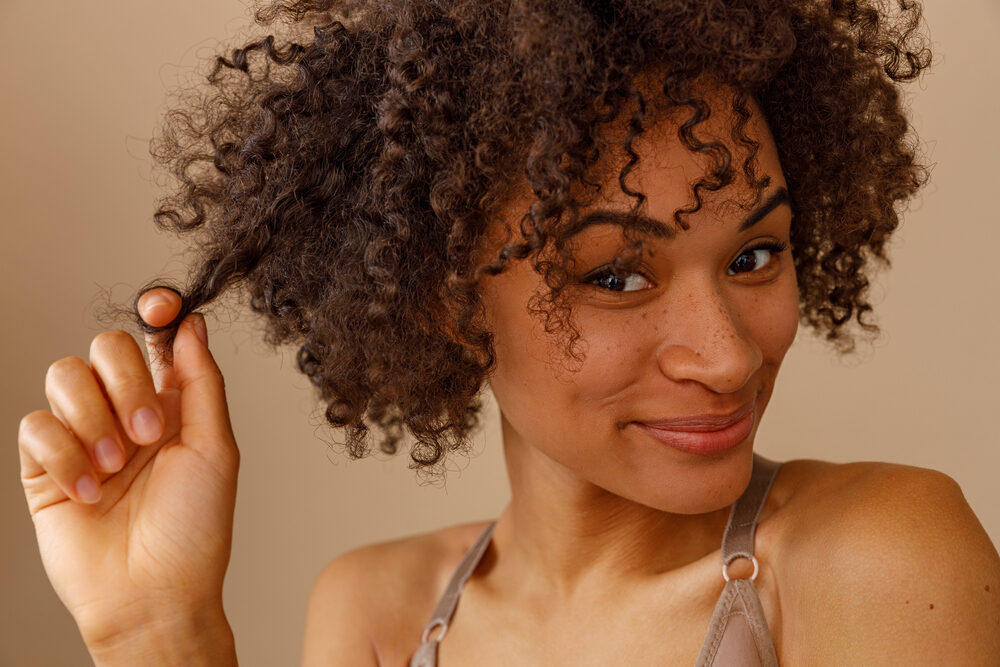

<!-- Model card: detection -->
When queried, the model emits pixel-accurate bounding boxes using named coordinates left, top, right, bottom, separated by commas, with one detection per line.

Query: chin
left=627, top=440, right=758, bottom=515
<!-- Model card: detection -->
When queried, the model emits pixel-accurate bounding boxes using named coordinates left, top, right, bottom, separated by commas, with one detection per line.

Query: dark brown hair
left=116, top=0, right=931, bottom=476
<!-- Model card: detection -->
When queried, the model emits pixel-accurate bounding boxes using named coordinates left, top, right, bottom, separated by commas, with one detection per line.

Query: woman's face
left=478, top=93, right=799, bottom=514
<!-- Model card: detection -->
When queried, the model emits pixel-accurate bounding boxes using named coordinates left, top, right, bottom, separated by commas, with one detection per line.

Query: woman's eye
left=727, top=242, right=787, bottom=276
left=587, top=269, right=653, bottom=293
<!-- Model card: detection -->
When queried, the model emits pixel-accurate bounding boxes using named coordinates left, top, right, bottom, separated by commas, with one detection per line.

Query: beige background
left=2, top=1, right=998, bottom=665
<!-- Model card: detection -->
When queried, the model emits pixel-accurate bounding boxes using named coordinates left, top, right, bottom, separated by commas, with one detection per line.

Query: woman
left=17, top=0, right=1000, bottom=664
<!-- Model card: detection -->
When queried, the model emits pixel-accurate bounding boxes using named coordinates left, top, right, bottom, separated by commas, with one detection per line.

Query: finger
left=19, top=410, right=103, bottom=505
left=173, top=313, right=238, bottom=461
left=137, top=288, right=182, bottom=393
left=88, top=331, right=165, bottom=446
left=43, top=356, right=129, bottom=474
left=83, top=391, right=182, bottom=507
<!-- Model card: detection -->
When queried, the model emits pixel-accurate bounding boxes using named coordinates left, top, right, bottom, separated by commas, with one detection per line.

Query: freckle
left=929, top=603, right=934, bottom=610
left=905, top=600, right=909, bottom=604
left=987, top=585, right=992, bottom=592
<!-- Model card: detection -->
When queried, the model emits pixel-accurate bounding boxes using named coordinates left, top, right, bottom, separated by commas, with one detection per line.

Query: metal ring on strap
left=421, top=619, right=448, bottom=644
left=722, top=554, right=759, bottom=582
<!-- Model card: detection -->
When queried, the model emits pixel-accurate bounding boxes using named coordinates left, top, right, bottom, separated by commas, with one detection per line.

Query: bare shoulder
left=301, top=519, right=493, bottom=667
left=769, top=459, right=1000, bottom=664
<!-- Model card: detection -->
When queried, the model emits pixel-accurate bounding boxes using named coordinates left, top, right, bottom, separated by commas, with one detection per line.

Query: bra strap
left=695, top=453, right=783, bottom=666
left=410, top=521, right=497, bottom=667
left=720, top=452, right=783, bottom=573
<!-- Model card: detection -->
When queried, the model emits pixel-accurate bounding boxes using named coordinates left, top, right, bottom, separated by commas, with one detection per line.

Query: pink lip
left=633, top=401, right=755, bottom=455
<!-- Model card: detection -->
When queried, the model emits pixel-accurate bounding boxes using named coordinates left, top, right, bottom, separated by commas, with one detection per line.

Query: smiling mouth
left=631, top=400, right=756, bottom=455
left=638, top=401, right=755, bottom=431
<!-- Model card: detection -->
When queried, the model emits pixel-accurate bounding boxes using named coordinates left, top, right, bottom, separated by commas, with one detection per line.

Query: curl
left=99, top=0, right=931, bottom=477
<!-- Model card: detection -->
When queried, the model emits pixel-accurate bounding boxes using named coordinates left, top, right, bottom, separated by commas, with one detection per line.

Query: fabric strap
left=721, top=452, right=782, bottom=567
left=410, top=520, right=496, bottom=667
left=411, top=452, right=783, bottom=667
left=695, top=452, right=783, bottom=666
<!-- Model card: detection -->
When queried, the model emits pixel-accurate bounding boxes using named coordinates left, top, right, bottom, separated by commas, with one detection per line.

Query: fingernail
left=131, top=407, right=163, bottom=443
left=75, top=475, right=101, bottom=504
left=95, top=437, right=123, bottom=472
left=142, top=294, right=171, bottom=314
left=193, top=313, right=208, bottom=346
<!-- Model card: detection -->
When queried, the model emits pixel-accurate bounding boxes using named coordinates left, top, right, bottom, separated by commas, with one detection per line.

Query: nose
left=654, top=284, right=762, bottom=394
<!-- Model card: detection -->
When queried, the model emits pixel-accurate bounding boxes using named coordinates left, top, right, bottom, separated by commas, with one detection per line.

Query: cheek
left=483, top=290, right=636, bottom=451
left=479, top=271, right=576, bottom=424
left=489, top=308, right=618, bottom=410
left=749, top=271, right=799, bottom=362
left=566, top=310, right=652, bottom=388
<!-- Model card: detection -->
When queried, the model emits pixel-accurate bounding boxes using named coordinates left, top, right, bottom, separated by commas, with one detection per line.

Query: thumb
left=171, top=313, right=237, bottom=461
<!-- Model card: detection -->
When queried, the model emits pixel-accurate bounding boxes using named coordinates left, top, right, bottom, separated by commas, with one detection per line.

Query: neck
left=491, top=413, right=734, bottom=600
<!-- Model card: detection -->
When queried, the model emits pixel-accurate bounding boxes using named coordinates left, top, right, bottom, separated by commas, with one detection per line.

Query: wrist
left=85, top=604, right=236, bottom=667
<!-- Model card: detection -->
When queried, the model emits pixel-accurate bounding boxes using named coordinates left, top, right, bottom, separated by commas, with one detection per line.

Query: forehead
left=487, top=79, right=786, bottom=249
left=593, top=84, right=783, bottom=213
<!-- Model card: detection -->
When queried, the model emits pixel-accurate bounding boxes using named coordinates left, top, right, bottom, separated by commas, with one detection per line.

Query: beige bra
left=410, top=452, right=783, bottom=666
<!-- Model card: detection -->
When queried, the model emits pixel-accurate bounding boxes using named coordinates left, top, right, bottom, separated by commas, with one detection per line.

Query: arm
left=86, top=606, right=237, bottom=667
left=784, top=464, right=1000, bottom=664
left=301, top=549, right=382, bottom=667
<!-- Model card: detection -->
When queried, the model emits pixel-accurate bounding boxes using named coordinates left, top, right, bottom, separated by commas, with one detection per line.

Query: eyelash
left=583, top=240, right=789, bottom=292
left=727, top=240, right=789, bottom=276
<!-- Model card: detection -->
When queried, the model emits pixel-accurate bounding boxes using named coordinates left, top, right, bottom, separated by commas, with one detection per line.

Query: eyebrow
left=566, top=186, right=792, bottom=239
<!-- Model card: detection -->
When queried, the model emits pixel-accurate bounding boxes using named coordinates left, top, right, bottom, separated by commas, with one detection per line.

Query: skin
left=19, top=297, right=240, bottom=665
left=415, top=91, right=801, bottom=662
left=480, top=97, right=799, bottom=595
left=18, top=84, right=1000, bottom=665
left=302, top=91, right=1000, bottom=664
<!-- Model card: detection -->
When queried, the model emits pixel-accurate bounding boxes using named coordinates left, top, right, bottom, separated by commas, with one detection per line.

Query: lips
left=640, top=401, right=755, bottom=431
left=632, top=401, right=756, bottom=455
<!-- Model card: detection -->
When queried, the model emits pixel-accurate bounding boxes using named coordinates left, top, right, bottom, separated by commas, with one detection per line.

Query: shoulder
left=770, top=459, right=1000, bottom=664
left=300, top=520, right=493, bottom=667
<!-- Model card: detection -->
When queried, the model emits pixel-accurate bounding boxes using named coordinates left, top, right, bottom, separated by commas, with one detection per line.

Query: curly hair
left=117, top=0, right=931, bottom=476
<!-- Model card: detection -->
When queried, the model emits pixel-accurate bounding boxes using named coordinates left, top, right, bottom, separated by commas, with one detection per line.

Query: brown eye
left=727, top=241, right=787, bottom=276
left=586, top=268, right=653, bottom=292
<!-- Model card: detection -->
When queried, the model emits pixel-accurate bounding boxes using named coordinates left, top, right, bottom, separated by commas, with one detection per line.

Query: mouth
left=631, top=400, right=756, bottom=455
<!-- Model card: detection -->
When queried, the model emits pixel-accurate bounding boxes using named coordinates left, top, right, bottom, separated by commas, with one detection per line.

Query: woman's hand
left=17, top=289, right=240, bottom=660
